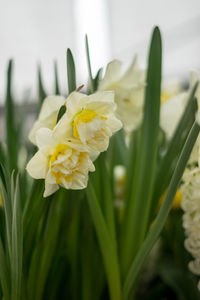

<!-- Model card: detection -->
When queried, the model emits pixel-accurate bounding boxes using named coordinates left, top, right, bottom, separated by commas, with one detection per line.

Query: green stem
left=99, top=154, right=117, bottom=247
left=123, top=121, right=200, bottom=299
left=86, top=182, right=122, bottom=300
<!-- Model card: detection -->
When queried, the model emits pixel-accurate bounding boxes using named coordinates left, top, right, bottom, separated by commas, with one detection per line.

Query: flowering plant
left=0, top=27, right=200, bottom=300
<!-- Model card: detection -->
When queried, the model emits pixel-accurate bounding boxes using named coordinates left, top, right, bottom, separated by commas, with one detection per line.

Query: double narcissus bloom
left=54, top=91, right=122, bottom=152
left=98, top=56, right=146, bottom=132
left=27, top=128, right=97, bottom=197
left=27, top=91, right=122, bottom=197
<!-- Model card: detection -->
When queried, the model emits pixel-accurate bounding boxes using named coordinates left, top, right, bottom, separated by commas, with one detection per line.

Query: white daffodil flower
left=160, top=92, right=187, bottom=140
left=161, top=71, right=200, bottom=140
left=98, top=56, right=146, bottom=132
left=26, top=128, right=96, bottom=197
left=54, top=91, right=122, bottom=152
left=29, top=95, right=66, bottom=145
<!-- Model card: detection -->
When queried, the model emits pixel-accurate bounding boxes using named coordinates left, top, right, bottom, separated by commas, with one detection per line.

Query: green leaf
left=67, top=49, right=76, bottom=94
left=0, top=167, right=12, bottom=259
left=54, top=61, right=60, bottom=95
left=0, top=234, right=10, bottom=300
left=123, top=121, right=200, bottom=299
left=5, top=60, right=18, bottom=173
left=0, top=143, right=6, bottom=167
left=85, top=35, right=95, bottom=92
left=121, top=26, right=162, bottom=277
left=33, top=191, right=67, bottom=300
left=56, top=105, right=66, bottom=124
left=11, top=175, right=23, bottom=300
left=98, top=153, right=116, bottom=245
left=93, top=68, right=102, bottom=91
left=159, top=262, right=200, bottom=300
left=37, top=64, right=47, bottom=104
left=151, top=83, right=198, bottom=220
left=86, top=182, right=122, bottom=300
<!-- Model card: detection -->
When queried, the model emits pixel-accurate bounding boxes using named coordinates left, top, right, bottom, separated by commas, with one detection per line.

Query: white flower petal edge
left=54, top=91, right=122, bottom=152
left=98, top=56, right=145, bottom=132
left=26, top=151, right=48, bottom=179
left=98, top=60, right=123, bottom=91
left=190, top=70, right=200, bottom=125
left=160, top=92, right=187, bottom=140
left=161, top=70, right=200, bottom=140
left=29, top=95, right=66, bottom=145
left=26, top=128, right=96, bottom=197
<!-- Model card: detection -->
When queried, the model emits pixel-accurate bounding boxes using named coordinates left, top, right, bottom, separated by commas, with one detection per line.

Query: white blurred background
left=0, top=0, right=199, bottom=104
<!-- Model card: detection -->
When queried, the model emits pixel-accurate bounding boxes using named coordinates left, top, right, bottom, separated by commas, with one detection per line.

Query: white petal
left=66, top=92, right=86, bottom=118
left=87, top=91, right=115, bottom=104
left=98, top=60, right=122, bottom=90
left=85, top=101, right=115, bottom=115
left=107, top=115, right=123, bottom=133
left=160, top=92, right=187, bottom=139
left=36, top=128, right=57, bottom=149
left=26, top=151, right=48, bottom=179
left=53, top=116, right=72, bottom=141
left=39, top=96, right=66, bottom=120
left=29, top=113, right=58, bottom=145
left=44, top=182, right=59, bottom=197
left=121, top=55, right=138, bottom=83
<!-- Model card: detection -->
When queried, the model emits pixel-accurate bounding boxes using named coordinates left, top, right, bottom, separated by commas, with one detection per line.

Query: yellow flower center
left=49, top=144, right=70, bottom=184
left=49, top=144, right=69, bottom=165
left=49, top=144, right=86, bottom=185
left=73, top=109, right=107, bottom=139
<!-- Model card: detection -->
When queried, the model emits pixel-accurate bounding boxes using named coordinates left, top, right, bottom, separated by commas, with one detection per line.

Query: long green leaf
left=86, top=182, right=122, bottom=300
left=67, top=49, right=76, bottom=94
left=0, top=166, right=12, bottom=260
left=121, top=26, right=162, bottom=277
left=98, top=153, right=116, bottom=246
left=123, top=121, right=200, bottom=299
left=54, top=61, right=60, bottom=95
left=0, top=234, right=10, bottom=299
left=151, top=83, right=198, bottom=219
left=33, top=190, right=67, bottom=300
left=5, top=60, right=18, bottom=173
left=85, top=35, right=95, bottom=92
left=37, top=64, right=47, bottom=105
left=11, top=175, right=23, bottom=300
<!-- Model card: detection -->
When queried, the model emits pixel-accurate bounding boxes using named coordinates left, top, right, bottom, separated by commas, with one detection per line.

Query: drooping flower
left=29, top=95, right=66, bottom=145
left=54, top=91, right=122, bottom=152
left=98, top=56, right=146, bottom=132
left=26, top=128, right=96, bottom=197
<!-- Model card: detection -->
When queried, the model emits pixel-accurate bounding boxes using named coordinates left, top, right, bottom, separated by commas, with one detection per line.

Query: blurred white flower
left=191, top=71, right=200, bottom=125
left=26, top=128, right=96, bottom=197
left=98, top=56, right=146, bottom=132
left=181, top=167, right=200, bottom=289
left=160, top=92, right=186, bottom=140
left=161, top=71, right=200, bottom=140
left=29, top=95, right=66, bottom=145
left=54, top=91, right=122, bottom=152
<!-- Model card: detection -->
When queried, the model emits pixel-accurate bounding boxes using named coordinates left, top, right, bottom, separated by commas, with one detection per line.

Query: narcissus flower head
left=55, top=91, right=122, bottom=152
left=26, top=128, right=96, bottom=197
left=98, top=56, right=146, bottom=132
left=29, top=95, right=66, bottom=145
